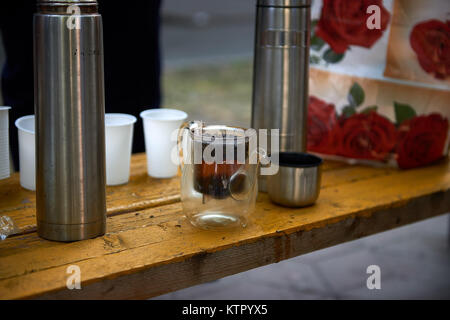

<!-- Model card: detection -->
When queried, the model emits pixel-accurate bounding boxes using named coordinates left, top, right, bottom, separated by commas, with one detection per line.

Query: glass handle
left=177, top=121, right=190, bottom=170
left=177, top=120, right=204, bottom=170
left=229, top=167, right=253, bottom=201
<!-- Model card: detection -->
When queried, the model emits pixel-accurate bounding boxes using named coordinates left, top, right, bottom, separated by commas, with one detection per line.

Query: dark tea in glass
left=178, top=123, right=259, bottom=229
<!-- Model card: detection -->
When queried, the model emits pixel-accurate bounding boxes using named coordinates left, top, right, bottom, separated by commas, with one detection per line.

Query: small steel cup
left=267, top=152, right=322, bottom=207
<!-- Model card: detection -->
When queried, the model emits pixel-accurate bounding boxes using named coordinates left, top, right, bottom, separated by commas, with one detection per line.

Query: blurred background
left=160, top=0, right=255, bottom=128
left=1, top=0, right=449, bottom=299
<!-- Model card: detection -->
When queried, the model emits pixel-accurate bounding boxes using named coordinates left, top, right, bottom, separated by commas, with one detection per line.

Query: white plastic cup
left=15, top=115, right=36, bottom=191
left=140, top=108, right=188, bottom=178
left=105, top=114, right=137, bottom=186
left=0, top=107, right=12, bottom=180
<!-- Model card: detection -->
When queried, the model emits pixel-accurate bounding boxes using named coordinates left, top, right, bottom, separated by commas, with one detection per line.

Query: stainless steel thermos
left=251, top=0, right=311, bottom=191
left=34, top=0, right=106, bottom=241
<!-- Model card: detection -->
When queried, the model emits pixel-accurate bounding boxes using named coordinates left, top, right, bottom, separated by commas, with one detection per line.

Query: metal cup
left=267, top=152, right=322, bottom=207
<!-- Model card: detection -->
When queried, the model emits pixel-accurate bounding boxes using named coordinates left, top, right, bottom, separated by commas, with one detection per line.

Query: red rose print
left=307, top=96, right=340, bottom=155
left=338, top=112, right=397, bottom=161
left=397, top=114, right=449, bottom=169
left=410, top=20, right=450, bottom=80
left=316, top=0, right=391, bottom=54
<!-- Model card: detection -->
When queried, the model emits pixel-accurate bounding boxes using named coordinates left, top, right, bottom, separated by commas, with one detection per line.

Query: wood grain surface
left=0, top=154, right=449, bottom=300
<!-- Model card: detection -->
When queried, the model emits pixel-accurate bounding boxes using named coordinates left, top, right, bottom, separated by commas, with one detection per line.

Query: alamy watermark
left=67, top=5, right=81, bottom=30
left=366, top=5, right=382, bottom=30
left=173, top=128, right=281, bottom=176
left=66, top=265, right=82, bottom=290
left=366, top=265, right=381, bottom=290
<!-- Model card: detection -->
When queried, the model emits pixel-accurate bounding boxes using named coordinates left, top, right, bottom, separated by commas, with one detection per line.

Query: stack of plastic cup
left=105, top=114, right=137, bottom=186
left=14, top=114, right=138, bottom=190
left=15, top=115, right=36, bottom=191
left=140, top=108, right=188, bottom=178
left=0, top=107, right=11, bottom=180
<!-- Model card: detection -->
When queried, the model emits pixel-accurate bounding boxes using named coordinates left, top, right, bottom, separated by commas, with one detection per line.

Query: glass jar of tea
left=178, top=121, right=260, bottom=230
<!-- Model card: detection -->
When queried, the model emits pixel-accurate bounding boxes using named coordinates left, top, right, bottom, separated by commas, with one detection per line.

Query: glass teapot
left=178, top=121, right=260, bottom=230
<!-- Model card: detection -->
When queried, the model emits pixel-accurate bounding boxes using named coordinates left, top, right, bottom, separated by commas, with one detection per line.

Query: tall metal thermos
left=34, top=0, right=106, bottom=241
left=251, top=0, right=311, bottom=191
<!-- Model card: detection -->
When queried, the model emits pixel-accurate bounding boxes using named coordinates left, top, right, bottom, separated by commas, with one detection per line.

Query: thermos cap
left=36, top=0, right=98, bottom=13
left=37, top=0, right=98, bottom=5
left=257, top=0, right=311, bottom=7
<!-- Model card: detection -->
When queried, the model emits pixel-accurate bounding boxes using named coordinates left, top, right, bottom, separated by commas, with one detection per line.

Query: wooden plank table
left=0, top=153, right=449, bottom=300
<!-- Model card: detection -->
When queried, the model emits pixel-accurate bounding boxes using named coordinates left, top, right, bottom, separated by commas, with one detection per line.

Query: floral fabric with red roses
left=307, top=95, right=449, bottom=170
left=316, top=0, right=391, bottom=54
left=310, top=0, right=391, bottom=64
left=307, top=0, right=449, bottom=169
left=410, top=19, right=450, bottom=80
